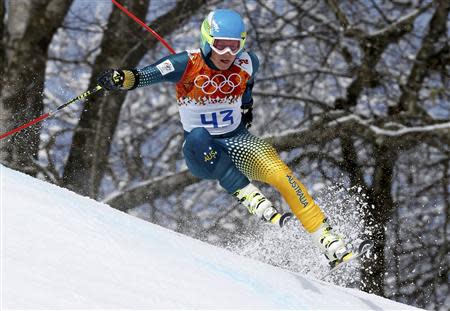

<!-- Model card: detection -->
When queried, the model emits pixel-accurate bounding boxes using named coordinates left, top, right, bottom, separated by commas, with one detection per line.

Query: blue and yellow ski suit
left=122, top=49, right=325, bottom=233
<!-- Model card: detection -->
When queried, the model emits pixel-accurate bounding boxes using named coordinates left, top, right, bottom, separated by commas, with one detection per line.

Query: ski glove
left=97, top=69, right=138, bottom=91
left=242, top=107, right=253, bottom=129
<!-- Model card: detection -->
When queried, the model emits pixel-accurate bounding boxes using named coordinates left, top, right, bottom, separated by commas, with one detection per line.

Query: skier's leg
left=222, top=131, right=350, bottom=261
left=183, top=127, right=249, bottom=193
left=222, top=132, right=325, bottom=233
left=184, top=127, right=285, bottom=225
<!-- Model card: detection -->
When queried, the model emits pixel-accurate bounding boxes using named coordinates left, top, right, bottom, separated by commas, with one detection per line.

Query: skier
left=97, top=9, right=351, bottom=265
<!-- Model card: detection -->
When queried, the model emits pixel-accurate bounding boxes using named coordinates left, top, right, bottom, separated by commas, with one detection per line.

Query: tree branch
left=325, top=0, right=350, bottom=30
left=390, top=0, right=450, bottom=115
left=266, top=113, right=450, bottom=151
left=333, top=3, right=431, bottom=110
left=104, top=170, right=199, bottom=211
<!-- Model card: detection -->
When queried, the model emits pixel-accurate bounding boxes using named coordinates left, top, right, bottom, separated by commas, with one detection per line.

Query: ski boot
left=311, top=219, right=352, bottom=267
left=234, top=183, right=293, bottom=228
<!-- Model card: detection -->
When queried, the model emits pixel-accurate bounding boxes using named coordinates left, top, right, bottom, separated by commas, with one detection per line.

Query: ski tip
left=358, top=240, right=374, bottom=253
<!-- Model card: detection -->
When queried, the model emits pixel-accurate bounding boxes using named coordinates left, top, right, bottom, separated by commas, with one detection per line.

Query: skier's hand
left=242, top=107, right=253, bottom=128
left=97, top=69, right=125, bottom=91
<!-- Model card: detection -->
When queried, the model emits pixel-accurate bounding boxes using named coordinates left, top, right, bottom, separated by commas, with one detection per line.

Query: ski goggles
left=211, top=38, right=243, bottom=55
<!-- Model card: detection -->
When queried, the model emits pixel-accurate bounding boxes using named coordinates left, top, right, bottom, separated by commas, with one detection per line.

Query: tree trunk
left=0, top=0, right=5, bottom=69
left=61, top=0, right=151, bottom=197
left=0, top=0, right=73, bottom=174
left=361, top=140, right=397, bottom=295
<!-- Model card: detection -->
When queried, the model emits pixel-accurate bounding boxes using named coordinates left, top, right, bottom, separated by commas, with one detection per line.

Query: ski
left=320, top=239, right=374, bottom=279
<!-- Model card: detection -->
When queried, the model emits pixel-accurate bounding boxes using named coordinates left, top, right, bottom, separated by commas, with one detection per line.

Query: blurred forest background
left=1, top=0, right=449, bottom=309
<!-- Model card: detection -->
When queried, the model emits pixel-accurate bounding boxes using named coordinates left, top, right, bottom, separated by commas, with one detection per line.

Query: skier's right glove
left=97, top=69, right=138, bottom=91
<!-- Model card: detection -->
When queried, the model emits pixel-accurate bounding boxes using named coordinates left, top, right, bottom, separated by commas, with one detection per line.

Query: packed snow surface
left=1, top=165, right=419, bottom=309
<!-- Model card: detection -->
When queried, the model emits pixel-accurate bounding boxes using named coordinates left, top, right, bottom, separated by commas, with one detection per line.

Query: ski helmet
left=200, top=9, right=246, bottom=57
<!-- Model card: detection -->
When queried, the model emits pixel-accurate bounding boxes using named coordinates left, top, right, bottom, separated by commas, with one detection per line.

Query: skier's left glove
left=241, top=107, right=253, bottom=129
left=97, top=69, right=138, bottom=91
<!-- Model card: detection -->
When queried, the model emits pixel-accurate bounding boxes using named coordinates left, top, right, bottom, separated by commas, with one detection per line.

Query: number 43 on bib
left=200, top=109, right=234, bottom=128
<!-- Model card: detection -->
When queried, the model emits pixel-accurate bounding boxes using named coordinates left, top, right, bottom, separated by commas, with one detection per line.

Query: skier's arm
left=241, top=51, right=260, bottom=128
left=97, top=51, right=189, bottom=91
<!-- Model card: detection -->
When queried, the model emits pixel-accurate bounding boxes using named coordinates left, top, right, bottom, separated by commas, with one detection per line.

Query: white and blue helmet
left=200, top=9, right=247, bottom=57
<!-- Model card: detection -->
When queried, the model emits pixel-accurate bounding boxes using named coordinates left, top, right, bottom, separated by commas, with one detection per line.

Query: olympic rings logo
left=194, top=73, right=242, bottom=95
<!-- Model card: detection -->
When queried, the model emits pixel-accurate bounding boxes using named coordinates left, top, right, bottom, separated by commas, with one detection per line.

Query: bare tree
left=1, top=0, right=73, bottom=174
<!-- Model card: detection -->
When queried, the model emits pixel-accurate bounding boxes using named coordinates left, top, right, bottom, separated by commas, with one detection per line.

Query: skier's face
left=210, top=49, right=237, bottom=70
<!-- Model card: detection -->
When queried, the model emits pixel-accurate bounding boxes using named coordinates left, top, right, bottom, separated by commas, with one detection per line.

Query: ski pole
left=1, top=2, right=175, bottom=140
left=111, top=0, right=176, bottom=54
left=0, top=85, right=103, bottom=140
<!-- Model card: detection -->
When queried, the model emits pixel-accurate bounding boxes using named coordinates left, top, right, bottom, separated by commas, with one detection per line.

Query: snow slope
left=1, top=165, right=419, bottom=309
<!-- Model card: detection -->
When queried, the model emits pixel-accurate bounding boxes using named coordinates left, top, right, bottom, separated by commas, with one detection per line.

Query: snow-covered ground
left=0, top=165, right=420, bottom=309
